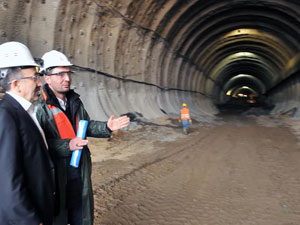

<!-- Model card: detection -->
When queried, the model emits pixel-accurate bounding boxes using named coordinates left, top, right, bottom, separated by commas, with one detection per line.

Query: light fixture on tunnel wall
left=232, top=52, right=256, bottom=58
left=237, top=93, right=247, bottom=98
left=232, top=86, right=258, bottom=98
left=223, top=74, right=266, bottom=95
left=210, top=51, right=263, bottom=84
left=224, top=28, right=261, bottom=38
left=226, top=89, right=232, bottom=96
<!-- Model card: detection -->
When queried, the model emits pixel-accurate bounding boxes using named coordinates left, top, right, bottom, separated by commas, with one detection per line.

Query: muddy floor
left=88, top=115, right=300, bottom=225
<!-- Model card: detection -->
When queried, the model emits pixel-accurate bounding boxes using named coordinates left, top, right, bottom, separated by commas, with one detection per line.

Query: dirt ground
left=88, top=115, right=300, bottom=225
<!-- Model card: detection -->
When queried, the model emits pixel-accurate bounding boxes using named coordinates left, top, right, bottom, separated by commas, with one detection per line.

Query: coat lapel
left=3, top=94, right=47, bottom=148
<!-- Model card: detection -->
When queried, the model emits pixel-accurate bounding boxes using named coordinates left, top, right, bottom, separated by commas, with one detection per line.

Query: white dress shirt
left=6, top=92, right=48, bottom=149
left=57, top=97, right=67, bottom=111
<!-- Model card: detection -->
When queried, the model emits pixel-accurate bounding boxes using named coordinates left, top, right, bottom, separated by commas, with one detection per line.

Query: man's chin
left=63, top=87, right=70, bottom=92
left=32, top=97, right=39, bottom=103
left=32, top=92, right=40, bottom=102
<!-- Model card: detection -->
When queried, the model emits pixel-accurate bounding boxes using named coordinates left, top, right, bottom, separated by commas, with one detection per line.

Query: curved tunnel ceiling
left=154, top=0, right=300, bottom=103
left=1, top=0, right=300, bottom=118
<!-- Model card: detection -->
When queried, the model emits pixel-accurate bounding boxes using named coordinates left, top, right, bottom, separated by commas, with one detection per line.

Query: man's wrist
left=106, top=124, right=112, bottom=133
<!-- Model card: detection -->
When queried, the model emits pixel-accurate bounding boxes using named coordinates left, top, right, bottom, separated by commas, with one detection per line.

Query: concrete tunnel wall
left=268, top=75, right=300, bottom=117
left=1, top=0, right=300, bottom=120
left=267, top=55, right=300, bottom=117
left=0, top=0, right=217, bottom=121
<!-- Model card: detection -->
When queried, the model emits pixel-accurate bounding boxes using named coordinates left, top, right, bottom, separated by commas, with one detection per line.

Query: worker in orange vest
left=179, top=103, right=192, bottom=134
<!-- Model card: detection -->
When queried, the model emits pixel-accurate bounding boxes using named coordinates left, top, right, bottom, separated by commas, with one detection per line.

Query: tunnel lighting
left=231, top=86, right=258, bottom=98
left=284, top=54, right=300, bottom=74
left=225, top=28, right=260, bottom=37
left=223, top=74, right=266, bottom=94
left=237, top=93, right=247, bottom=98
left=241, top=86, right=250, bottom=89
left=226, top=90, right=232, bottom=96
left=232, top=52, right=256, bottom=58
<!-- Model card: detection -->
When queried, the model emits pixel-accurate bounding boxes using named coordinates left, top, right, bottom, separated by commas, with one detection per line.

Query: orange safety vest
left=42, top=90, right=78, bottom=139
left=180, top=107, right=190, bottom=120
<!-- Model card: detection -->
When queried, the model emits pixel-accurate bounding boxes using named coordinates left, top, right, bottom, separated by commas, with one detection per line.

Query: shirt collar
left=6, top=91, right=32, bottom=111
left=57, top=97, right=67, bottom=111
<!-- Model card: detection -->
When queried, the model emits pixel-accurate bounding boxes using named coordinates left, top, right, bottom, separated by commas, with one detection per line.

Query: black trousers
left=66, top=178, right=83, bottom=225
left=68, top=203, right=82, bottom=225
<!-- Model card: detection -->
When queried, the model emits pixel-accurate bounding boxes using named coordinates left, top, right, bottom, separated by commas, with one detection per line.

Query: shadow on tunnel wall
left=267, top=72, right=300, bottom=118
left=266, top=54, right=300, bottom=118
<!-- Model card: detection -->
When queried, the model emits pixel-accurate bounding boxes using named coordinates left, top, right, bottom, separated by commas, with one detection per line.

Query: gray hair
left=0, top=67, right=23, bottom=91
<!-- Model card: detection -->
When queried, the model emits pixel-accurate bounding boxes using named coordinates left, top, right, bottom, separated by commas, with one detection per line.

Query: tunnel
left=1, top=0, right=300, bottom=120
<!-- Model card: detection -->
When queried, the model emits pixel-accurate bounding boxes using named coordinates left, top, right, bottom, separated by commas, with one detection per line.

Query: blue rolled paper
left=70, top=120, right=88, bottom=168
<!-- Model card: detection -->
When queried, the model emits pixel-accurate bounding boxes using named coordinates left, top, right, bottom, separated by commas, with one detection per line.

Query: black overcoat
left=0, top=94, right=55, bottom=225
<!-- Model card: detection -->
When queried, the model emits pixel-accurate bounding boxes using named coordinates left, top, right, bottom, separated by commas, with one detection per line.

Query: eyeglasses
left=8, top=73, right=41, bottom=84
left=46, top=71, right=74, bottom=77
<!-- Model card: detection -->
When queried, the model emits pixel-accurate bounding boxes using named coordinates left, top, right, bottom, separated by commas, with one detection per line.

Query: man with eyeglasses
left=36, top=50, right=130, bottom=225
left=0, top=42, right=56, bottom=225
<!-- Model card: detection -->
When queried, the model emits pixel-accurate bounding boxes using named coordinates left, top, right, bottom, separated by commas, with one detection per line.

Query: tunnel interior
left=1, top=0, right=300, bottom=120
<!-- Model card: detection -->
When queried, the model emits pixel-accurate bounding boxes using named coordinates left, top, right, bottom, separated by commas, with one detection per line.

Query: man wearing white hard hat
left=36, top=50, right=130, bottom=225
left=0, top=42, right=55, bottom=225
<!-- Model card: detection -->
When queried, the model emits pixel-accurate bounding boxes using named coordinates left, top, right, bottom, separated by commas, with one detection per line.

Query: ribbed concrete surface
left=0, top=0, right=300, bottom=119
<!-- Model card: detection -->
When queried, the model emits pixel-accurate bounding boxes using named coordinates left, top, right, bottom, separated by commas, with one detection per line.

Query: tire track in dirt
left=93, top=118, right=300, bottom=225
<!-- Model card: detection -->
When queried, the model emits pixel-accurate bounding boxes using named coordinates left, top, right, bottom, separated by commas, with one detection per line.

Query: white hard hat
left=41, top=50, right=72, bottom=73
left=0, top=41, right=38, bottom=69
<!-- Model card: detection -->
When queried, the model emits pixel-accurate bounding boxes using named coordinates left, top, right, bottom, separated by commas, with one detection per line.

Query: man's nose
left=64, top=73, right=71, bottom=81
left=36, top=77, right=43, bottom=86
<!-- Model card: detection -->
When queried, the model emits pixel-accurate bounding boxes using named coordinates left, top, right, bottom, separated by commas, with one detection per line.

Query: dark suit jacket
left=0, top=94, right=55, bottom=225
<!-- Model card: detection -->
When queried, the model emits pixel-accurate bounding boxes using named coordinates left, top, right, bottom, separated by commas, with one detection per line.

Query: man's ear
left=43, top=75, right=50, bottom=84
left=10, top=80, right=21, bottom=93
